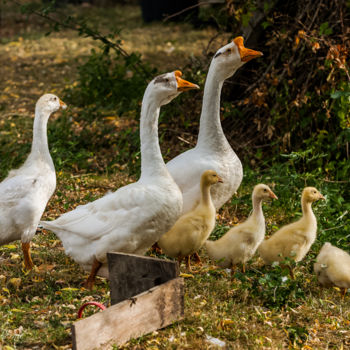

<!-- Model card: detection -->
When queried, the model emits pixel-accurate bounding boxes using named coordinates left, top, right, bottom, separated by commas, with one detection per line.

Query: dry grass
left=0, top=3, right=349, bottom=350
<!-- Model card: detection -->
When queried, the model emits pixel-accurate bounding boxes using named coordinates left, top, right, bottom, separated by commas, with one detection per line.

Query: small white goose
left=41, top=71, right=199, bottom=288
left=205, top=184, right=277, bottom=272
left=166, top=37, right=263, bottom=214
left=0, top=94, right=66, bottom=269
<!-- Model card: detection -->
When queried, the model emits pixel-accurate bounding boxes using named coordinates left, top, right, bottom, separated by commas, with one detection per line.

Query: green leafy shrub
left=235, top=259, right=306, bottom=309
left=65, top=49, right=155, bottom=114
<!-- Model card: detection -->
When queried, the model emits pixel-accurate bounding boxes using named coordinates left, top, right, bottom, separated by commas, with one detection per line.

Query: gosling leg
left=193, top=252, right=202, bottom=265
left=230, top=265, right=236, bottom=280
left=185, top=255, right=192, bottom=272
left=281, top=263, right=295, bottom=280
left=341, top=288, right=347, bottom=300
left=287, top=265, right=295, bottom=280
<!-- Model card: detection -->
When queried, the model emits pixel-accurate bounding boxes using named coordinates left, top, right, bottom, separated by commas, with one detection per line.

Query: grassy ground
left=0, top=2, right=349, bottom=349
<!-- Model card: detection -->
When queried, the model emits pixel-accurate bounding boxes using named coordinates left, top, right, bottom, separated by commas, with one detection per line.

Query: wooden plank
left=72, top=277, right=184, bottom=350
left=107, top=252, right=179, bottom=304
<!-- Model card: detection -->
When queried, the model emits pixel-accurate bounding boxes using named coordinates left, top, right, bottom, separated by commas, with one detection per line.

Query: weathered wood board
left=107, top=252, right=179, bottom=304
left=71, top=277, right=184, bottom=350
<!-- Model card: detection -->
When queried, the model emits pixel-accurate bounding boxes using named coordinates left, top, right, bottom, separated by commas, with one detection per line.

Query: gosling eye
left=313, top=191, right=317, bottom=194
left=263, top=189, right=267, bottom=192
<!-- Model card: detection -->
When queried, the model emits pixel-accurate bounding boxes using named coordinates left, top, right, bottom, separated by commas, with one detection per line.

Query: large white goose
left=0, top=94, right=66, bottom=269
left=166, top=37, right=263, bottom=214
left=41, top=71, right=199, bottom=288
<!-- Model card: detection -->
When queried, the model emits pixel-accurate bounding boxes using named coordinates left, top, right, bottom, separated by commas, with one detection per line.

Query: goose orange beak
left=174, top=70, right=200, bottom=92
left=59, top=99, right=67, bottom=109
left=269, top=191, right=278, bottom=200
left=233, top=36, right=263, bottom=62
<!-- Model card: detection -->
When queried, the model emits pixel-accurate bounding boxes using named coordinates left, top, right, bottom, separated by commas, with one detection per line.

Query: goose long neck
left=197, top=63, right=236, bottom=148
left=199, top=180, right=212, bottom=207
left=140, top=91, right=167, bottom=179
left=301, top=197, right=314, bottom=219
left=30, top=108, right=52, bottom=164
left=251, top=195, right=264, bottom=221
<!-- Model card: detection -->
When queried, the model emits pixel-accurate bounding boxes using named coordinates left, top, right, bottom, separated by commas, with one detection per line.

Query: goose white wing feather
left=0, top=168, right=56, bottom=244
left=41, top=180, right=181, bottom=266
left=0, top=174, right=40, bottom=204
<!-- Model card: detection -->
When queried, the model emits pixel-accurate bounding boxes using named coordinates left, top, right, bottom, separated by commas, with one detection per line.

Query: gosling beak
left=233, top=36, right=263, bottom=63
left=174, top=70, right=200, bottom=92
left=59, top=99, right=67, bottom=110
left=269, top=191, right=278, bottom=200
left=319, top=194, right=326, bottom=200
left=217, top=176, right=223, bottom=183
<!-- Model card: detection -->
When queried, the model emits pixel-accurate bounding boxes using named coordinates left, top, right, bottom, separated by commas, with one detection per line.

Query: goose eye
left=165, top=78, right=169, bottom=83
left=263, top=189, right=267, bottom=192
left=226, top=48, right=231, bottom=53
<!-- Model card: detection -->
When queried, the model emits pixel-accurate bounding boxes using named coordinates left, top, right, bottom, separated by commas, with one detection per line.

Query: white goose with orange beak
left=41, top=71, right=199, bottom=289
left=0, top=94, right=66, bottom=270
left=167, top=37, right=263, bottom=214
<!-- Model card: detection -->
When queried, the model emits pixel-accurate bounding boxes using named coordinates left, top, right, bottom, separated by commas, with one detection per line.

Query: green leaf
left=242, top=13, right=251, bottom=27
left=319, top=22, right=333, bottom=35
left=261, top=21, right=271, bottom=29
left=331, top=91, right=350, bottom=99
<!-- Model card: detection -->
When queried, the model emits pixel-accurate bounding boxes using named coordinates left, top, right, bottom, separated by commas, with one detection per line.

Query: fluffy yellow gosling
left=158, top=170, right=222, bottom=271
left=205, top=184, right=277, bottom=273
left=258, top=187, right=325, bottom=265
left=314, top=242, right=350, bottom=298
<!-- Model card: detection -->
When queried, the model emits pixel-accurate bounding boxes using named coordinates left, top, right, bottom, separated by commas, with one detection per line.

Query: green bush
left=66, top=49, right=155, bottom=114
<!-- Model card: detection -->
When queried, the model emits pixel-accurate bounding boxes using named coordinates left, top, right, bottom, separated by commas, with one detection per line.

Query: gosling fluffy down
left=314, top=242, right=350, bottom=289
left=258, top=187, right=325, bottom=264
left=158, top=170, right=222, bottom=268
left=205, top=184, right=277, bottom=268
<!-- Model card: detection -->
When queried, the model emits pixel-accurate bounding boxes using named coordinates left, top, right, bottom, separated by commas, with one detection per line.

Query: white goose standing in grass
left=0, top=94, right=66, bottom=269
left=41, top=71, right=199, bottom=289
left=166, top=37, right=263, bottom=215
